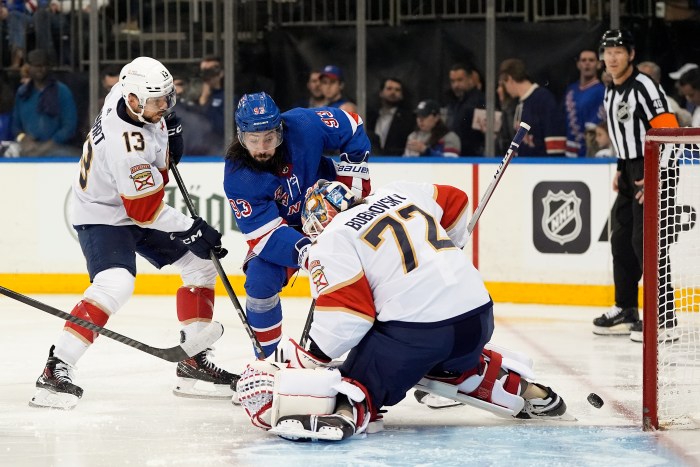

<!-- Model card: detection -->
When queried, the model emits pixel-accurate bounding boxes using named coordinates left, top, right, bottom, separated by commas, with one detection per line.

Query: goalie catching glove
left=335, top=151, right=371, bottom=198
left=276, top=335, right=331, bottom=369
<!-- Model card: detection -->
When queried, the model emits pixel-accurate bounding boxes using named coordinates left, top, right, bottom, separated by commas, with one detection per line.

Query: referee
left=592, top=29, right=680, bottom=342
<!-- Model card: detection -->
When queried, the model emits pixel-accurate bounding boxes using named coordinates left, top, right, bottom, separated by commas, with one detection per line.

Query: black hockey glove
left=165, top=112, right=184, bottom=165
left=172, top=217, right=228, bottom=260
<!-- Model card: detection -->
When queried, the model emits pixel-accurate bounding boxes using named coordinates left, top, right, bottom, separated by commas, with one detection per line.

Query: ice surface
left=1, top=295, right=698, bottom=466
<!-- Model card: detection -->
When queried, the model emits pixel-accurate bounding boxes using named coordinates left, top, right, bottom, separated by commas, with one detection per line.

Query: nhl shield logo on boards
left=541, top=190, right=582, bottom=245
left=532, top=181, right=590, bottom=254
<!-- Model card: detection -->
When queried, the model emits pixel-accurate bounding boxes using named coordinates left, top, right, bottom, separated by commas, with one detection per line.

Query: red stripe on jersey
left=64, top=300, right=110, bottom=344
left=434, top=184, right=469, bottom=230
left=545, top=136, right=567, bottom=154
left=347, top=112, right=361, bottom=124
left=317, top=273, right=376, bottom=320
left=121, top=188, right=165, bottom=223
left=159, top=168, right=169, bottom=185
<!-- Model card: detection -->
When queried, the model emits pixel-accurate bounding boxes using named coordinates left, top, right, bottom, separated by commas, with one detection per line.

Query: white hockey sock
left=54, top=330, right=89, bottom=366
left=181, top=321, right=211, bottom=342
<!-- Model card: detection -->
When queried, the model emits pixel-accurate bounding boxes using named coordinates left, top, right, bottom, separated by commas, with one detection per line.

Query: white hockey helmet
left=301, top=179, right=357, bottom=238
left=120, top=56, right=176, bottom=122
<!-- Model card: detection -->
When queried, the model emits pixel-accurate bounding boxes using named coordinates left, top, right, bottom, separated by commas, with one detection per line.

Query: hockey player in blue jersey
left=223, top=92, right=371, bottom=357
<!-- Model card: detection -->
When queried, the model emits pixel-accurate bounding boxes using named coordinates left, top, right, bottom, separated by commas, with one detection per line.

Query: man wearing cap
left=404, top=99, right=460, bottom=157
left=319, top=65, right=358, bottom=114
left=669, top=63, right=698, bottom=115
left=11, top=48, right=79, bottom=156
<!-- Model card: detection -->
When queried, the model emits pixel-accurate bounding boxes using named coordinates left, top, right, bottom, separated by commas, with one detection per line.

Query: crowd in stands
left=0, top=6, right=698, bottom=158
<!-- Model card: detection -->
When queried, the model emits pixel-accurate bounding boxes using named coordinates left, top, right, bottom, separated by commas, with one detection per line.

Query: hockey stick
left=298, top=122, right=531, bottom=347
left=0, top=286, right=222, bottom=362
left=169, top=164, right=265, bottom=358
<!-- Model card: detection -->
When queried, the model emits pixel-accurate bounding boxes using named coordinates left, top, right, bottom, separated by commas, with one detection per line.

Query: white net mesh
left=654, top=142, right=700, bottom=429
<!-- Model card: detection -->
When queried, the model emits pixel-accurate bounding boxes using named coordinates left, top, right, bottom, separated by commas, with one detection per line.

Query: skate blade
left=172, top=377, right=234, bottom=400
left=415, top=390, right=466, bottom=410
left=29, top=388, right=79, bottom=410
left=516, top=412, right=578, bottom=422
left=592, top=324, right=633, bottom=336
left=270, top=420, right=344, bottom=442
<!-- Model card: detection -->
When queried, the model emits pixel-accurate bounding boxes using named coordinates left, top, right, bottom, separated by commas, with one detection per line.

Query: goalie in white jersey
left=30, top=57, right=237, bottom=410
left=238, top=180, right=570, bottom=441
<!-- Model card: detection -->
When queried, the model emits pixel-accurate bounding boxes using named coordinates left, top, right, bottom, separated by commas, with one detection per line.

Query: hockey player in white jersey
left=30, top=57, right=237, bottom=410
left=237, top=180, right=569, bottom=441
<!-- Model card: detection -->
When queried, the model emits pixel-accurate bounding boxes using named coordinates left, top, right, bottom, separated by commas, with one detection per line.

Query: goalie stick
left=0, top=286, right=223, bottom=362
left=298, top=122, right=532, bottom=346
left=170, top=164, right=265, bottom=358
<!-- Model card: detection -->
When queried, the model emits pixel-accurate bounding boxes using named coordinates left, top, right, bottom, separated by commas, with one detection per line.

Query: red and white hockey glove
left=238, top=361, right=282, bottom=430
left=335, top=151, right=371, bottom=198
left=276, top=336, right=331, bottom=369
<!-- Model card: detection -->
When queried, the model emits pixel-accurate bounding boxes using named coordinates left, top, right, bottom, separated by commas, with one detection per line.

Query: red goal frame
left=642, top=127, right=700, bottom=431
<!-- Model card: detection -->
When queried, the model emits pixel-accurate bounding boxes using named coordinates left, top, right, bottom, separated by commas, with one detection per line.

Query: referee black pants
left=611, top=158, right=644, bottom=309
left=611, top=158, right=675, bottom=324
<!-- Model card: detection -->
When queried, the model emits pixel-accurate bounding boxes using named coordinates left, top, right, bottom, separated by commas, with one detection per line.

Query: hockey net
left=643, top=128, right=700, bottom=431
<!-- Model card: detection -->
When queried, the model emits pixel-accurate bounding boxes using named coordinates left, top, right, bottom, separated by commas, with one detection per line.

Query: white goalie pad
left=271, top=367, right=366, bottom=426
left=484, top=343, right=536, bottom=380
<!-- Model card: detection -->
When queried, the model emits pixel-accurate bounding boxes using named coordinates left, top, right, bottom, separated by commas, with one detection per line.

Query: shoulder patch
left=131, top=168, right=155, bottom=191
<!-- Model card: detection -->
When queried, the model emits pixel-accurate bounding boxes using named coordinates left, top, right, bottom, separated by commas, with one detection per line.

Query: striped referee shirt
left=604, top=68, right=673, bottom=160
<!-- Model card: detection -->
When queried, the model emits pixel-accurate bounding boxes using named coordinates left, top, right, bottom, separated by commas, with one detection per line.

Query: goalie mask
left=301, top=180, right=356, bottom=238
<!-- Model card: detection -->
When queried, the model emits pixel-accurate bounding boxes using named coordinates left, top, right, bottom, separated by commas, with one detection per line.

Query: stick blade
left=180, top=321, right=225, bottom=357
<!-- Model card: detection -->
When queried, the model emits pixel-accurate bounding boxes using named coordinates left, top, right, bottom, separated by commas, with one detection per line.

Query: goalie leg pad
left=271, top=368, right=341, bottom=427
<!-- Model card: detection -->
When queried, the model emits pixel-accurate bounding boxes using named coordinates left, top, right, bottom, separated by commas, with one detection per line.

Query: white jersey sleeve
left=70, top=86, right=192, bottom=233
left=307, top=180, right=490, bottom=359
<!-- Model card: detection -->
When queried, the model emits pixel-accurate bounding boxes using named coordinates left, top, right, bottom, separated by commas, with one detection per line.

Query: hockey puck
left=587, top=393, right=604, bottom=408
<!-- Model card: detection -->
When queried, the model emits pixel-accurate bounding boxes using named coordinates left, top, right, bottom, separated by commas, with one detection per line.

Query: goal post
left=643, top=128, right=700, bottom=431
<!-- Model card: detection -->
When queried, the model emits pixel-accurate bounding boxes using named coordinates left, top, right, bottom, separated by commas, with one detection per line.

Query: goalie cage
left=643, top=128, right=700, bottom=431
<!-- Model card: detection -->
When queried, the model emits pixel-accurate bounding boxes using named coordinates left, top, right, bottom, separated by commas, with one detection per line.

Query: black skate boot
left=173, top=331, right=238, bottom=399
left=592, top=306, right=639, bottom=335
left=630, top=320, right=681, bottom=343
left=29, top=345, right=83, bottom=410
left=515, top=384, right=570, bottom=420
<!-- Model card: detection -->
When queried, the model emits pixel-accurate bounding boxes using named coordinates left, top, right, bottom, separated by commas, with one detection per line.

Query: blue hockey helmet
left=235, top=92, right=283, bottom=150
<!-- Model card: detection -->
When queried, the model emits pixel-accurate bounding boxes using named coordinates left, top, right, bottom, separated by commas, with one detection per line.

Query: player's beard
left=225, top=140, right=286, bottom=174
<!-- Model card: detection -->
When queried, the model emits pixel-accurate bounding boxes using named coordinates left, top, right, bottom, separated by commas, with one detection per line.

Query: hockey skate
left=593, top=306, right=639, bottom=335
left=29, top=345, right=83, bottom=410
left=272, top=413, right=357, bottom=442
left=515, top=384, right=572, bottom=420
left=629, top=320, right=681, bottom=343
left=173, top=339, right=239, bottom=400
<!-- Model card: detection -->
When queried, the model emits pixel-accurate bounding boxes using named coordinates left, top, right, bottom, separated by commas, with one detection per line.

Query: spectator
left=0, top=75, right=13, bottom=141
left=669, top=63, right=698, bottom=114
left=495, top=80, right=516, bottom=156
left=97, top=64, right=120, bottom=108
left=173, top=75, right=222, bottom=156
left=404, top=99, right=460, bottom=158
left=292, top=70, right=325, bottom=109
left=638, top=61, right=692, bottom=127
left=11, top=48, right=78, bottom=156
left=563, top=49, right=605, bottom=157
left=593, top=121, right=614, bottom=157
left=444, top=63, right=485, bottom=156
left=499, top=58, right=566, bottom=157
left=678, top=68, right=700, bottom=127
left=195, top=55, right=226, bottom=149
left=365, top=78, right=414, bottom=156
left=319, top=65, right=358, bottom=114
